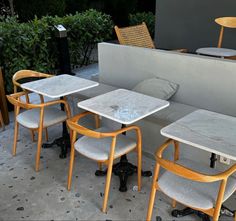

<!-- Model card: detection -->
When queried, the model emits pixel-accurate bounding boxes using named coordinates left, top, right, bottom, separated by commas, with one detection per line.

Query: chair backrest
left=13, top=70, right=52, bottom=93
left=215, top=17, right=236, bottom=48
left=114, top=22, right=155, bottom=49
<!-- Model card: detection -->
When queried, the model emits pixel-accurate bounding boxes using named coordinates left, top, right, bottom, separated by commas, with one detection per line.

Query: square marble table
left=161, top=109, right=236, bottom=161
left=78, top=88, right=169, bottom=192
left=77, top=88, right=169, bottom=125
left=161, top=109, right=236, bottom=219
left=21, top=74, right=99, bottom=158
left=21, top=74, right=99, bottom=99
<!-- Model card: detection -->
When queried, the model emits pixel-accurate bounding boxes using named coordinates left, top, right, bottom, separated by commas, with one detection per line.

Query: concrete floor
left=0, top=116, right=235, bottom=220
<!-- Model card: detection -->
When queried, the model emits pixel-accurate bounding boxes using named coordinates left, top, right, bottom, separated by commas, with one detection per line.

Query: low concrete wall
left=99, top=43, right=236, bottom=117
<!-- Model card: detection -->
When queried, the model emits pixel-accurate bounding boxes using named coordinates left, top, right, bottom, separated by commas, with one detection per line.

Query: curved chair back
left=214, top=17, right=236, bottom=48
left=13, top=70, right=52, bottom=93
left=114, top=22, right=155, bottom=49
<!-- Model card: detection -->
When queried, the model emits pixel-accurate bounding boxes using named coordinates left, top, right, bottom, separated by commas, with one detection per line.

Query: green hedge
left=129, top=12, right=155, bottom=37
left=0, top=9, right=113, bottom=94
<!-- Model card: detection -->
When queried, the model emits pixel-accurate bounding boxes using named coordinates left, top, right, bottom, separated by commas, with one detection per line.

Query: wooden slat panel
left=0, top=68, right=9, bottom=125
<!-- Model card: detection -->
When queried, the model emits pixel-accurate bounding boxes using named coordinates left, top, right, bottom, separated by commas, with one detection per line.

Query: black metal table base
left=171, top=206, right=235, bottom=221
left=42, top=134, right=70, bottom=158
left=95, top=155, right=152, bottom=192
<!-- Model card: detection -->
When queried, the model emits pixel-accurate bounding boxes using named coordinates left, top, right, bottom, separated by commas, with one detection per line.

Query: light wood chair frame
left=67, top=111, right=142, bottom=213
left=7, top=91, right=71, bottom=172
left=12, top=70, right=53, bottom=142
left=146, top=139, right=236, bottom=221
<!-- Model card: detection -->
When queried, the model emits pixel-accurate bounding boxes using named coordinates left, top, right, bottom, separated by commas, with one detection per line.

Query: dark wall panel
left=155, top=0, right=236, bottom=52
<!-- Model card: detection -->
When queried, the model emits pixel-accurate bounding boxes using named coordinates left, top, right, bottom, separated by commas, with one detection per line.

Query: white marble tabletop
left=21, top=74, right=99, bottom=98
left=161, top=109, right=236, bottom=161
left=78, top=89, right=169, bottom=125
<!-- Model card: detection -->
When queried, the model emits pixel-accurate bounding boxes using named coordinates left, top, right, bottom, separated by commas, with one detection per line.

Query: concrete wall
left=155, top=0, right=236, bottom=52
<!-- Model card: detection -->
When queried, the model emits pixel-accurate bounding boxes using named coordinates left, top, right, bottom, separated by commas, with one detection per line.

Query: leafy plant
left=129, top=12, right=155, bottom=37
left=0, top=9, right=113, bottom=93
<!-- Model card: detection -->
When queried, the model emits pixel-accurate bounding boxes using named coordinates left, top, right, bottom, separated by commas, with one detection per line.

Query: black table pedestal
left=95, top=155, right=152, bottom=192
left=42, top=101, right=70, bottom=158
left=171, top=206, right=235, bottom=221
left=42, top=121, right=70, bottom=158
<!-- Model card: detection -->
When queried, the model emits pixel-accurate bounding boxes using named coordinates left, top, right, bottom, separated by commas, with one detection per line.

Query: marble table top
left=161, top=109, right=236, bottom=161
left=21, top=74, right=99, bottom=98
left=78, top=89, right=169, bottom=125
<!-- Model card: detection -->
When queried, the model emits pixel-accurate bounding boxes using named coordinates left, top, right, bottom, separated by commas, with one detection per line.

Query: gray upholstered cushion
left=132, top=77, right=179, bottom=100
left=74, top=127, right=137, bottom=161
left=17, top=107, right=67, bottom=129
left=158, top=158, right=236, bottom=209
left=196, top=47, right=236, bottom=57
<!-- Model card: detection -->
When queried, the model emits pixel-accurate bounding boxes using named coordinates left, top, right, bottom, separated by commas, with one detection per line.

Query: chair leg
left=67, top=146, right=75, bottom=191
left=172, top=199, right=177, bottom=208
left=102, top=160, right=113, bottom=213
left=146, top=163, right=160, bottom=221
left=12, top=121, right=19, bottom=156
left=45, top=128, right=49, bottom=142
left=35, top=127, right=43, bottom=172
left=137, top=146, right=142, bottom=191
left=98, top=162, right=103, bottom=171
left=30, top=130, right=35, bottom=142
left=67, top=131, right=77, bottom=191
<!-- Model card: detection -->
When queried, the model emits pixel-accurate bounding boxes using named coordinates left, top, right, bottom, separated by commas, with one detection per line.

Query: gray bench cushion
left=158, top=158, right=236, bottom=209
left=17, top=107, right=67, bottom=129
left=74, top=127, right=136, bottom=161
left=146, top=101, right=197, bottom=126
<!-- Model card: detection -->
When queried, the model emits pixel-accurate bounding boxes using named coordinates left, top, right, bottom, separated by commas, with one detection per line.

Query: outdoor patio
left=0, top=111, right=235, bottom=220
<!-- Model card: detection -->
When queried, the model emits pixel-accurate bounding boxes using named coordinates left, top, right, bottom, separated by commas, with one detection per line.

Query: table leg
left=95, top=124, right=152, bottom=192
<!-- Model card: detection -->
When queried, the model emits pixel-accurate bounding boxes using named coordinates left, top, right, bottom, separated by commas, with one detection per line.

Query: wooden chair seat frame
left=146, top=139, right=236, bottom=221
left=7, top=91, right=71, bottom=172
left=12, top=70, right=53, bottom=142
left=67, top=111, right=142, bottom=213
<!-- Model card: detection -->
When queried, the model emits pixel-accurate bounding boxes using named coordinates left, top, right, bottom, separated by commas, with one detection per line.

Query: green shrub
left=129, top=12, right=155, bottom=37
left=0, top=9, right=113, bottom=94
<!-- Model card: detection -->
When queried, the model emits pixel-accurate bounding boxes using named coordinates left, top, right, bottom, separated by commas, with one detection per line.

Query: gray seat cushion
left=146, top=101, right=197, bottom=126
left=158, top=158, right=236, bottom=209
left=196, top=47, right=236, bottom=57
left=17, top=107, right=67, bottom=129
left=74, top=127, right=137, bottom=161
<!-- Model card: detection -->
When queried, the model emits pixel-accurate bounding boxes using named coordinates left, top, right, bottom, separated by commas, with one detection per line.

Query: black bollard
left=55, top=25, right=74, bottom=76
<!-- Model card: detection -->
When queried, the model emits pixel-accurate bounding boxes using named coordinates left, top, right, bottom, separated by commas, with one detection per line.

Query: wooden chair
left=196, top=17, right=236, bottom=58
left=12, top=70, right=53, bottom=142
left=146, top=139, right=236, bottom=221
left=115, top=22, right=187, bottom=53
left=115, top=22, right=155, bottom=49
left=67, top=111, right=142, bottom=213
left=7, top=91, right=71, bottom=171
